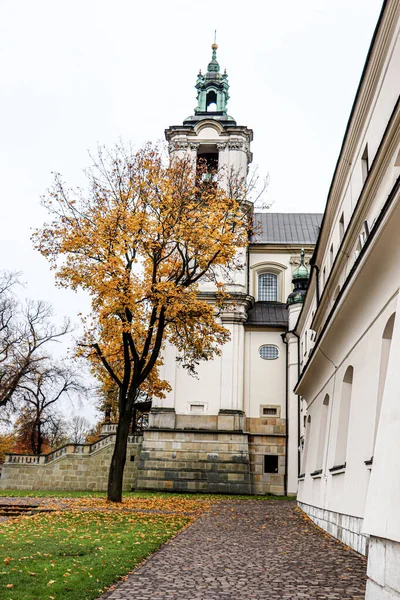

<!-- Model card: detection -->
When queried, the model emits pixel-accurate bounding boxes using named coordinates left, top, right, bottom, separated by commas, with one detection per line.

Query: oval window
left=259, top=345, right=279, bottom=360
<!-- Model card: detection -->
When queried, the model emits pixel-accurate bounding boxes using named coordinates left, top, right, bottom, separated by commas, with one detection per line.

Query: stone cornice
left=249, top=244, right=315, bottom=254
left=165, top=123, right=253, bottom=143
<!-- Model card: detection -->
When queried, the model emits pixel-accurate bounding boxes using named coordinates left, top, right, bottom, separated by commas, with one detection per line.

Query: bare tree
left=67, top=415, right=90, bottom=444
left=45, top=414, right=70, bottom=450
left=0, top=271, right=71, bottom=410
left=14, top=363, right=84, bottom=454
left=225, top=164, right=270, bottom=211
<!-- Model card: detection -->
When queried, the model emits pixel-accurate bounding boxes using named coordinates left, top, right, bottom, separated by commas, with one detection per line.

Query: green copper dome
left=292, top=249, right=310, bottom=280
left=192, top=43, right=230, bottom=116
left=287, top=249, right=310, bottom=306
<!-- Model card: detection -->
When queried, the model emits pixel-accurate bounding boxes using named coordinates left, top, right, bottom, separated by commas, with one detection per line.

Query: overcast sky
left=0, top=0, right=383, bottom=422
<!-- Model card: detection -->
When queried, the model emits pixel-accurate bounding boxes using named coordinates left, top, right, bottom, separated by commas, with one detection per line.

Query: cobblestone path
left=100, top=500, right=367, bottom=600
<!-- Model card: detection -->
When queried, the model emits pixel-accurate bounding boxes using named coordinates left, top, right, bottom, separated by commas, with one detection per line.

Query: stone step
left=139, top=449, right=250, bottom=464
left=137, top=467, right=251, bottom=483
left=0, top=504, right=54, bottom=517
left=137, top=458, right=251, bottom=472
left=136, top=477, right=251, bottom=494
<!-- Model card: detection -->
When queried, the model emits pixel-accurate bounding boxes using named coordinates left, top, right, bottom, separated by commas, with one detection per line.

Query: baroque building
left=0, top=42, right=322, bottom=497
left=136, top=44, right=322, bottom=496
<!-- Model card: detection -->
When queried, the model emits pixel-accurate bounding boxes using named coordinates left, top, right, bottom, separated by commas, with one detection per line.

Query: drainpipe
left=292, top=330, right=301, bottom=478
left=281, top=332, right=289, bottom=497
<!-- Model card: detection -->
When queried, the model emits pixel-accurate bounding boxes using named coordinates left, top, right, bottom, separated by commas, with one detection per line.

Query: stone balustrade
left=100, top=423, right=118, bottom=435
left=6, top=433, right=144, bottom=468
left=6, top=454, right=44, bottom=465
left=1, top=434, right=144, bottom=492
left=90, top=435, right=115, bottom=453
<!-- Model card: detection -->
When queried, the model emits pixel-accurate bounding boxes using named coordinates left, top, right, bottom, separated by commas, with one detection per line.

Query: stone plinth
left=136, top=429, right=251, bottom=494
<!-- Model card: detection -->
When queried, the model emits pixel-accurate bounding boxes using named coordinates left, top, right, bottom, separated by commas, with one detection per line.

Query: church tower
left=137, top=44, right=255, bottom=495
left=165, top=43, right=253, bottom=226
left=165, top=43, right=253, bottom=296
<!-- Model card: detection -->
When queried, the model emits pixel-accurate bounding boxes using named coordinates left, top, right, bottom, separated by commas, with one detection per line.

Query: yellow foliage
left=33, top=143, right=250, bottom=498
left=0, top=433, right=16, bottom=463
left=33, top=144, right=249, bottom=403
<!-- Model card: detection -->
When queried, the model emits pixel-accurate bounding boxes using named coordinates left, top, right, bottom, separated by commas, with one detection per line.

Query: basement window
left=262, top=407, right=278, bottom=417
left=264, top=455, right=279, bottom=474
left=190, top=404, right=205, bottom=413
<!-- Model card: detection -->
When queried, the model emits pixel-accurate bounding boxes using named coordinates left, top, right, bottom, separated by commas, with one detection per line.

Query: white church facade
left=135, top=43, right=322, bottom=497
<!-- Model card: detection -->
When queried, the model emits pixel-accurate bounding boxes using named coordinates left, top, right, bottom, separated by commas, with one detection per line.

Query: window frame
left=258, top=272, right=278, bottom=302
left=260, top=405, right=281, bottom=418
left=259, top=344, right=279, bottom=360
left=250, top=262, right=286, bottom=302
left=264, top=455, right=279, bottom=474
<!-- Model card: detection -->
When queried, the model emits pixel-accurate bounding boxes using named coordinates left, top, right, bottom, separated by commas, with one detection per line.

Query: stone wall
left=137, top=429, right=251, bottom=494
left=298, top=501, right=368, bottom=556
left=247, top=417, right=286, bottom=496
left=366, top=536, right=400, bottom=599
left=0, top=438, right=142, bottom=492
left=136, top=409, right=287, bottom=496
left=0, top=412, right=288, bottom=496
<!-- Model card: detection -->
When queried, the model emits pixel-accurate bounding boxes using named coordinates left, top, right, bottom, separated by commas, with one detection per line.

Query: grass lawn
left=0, top=510, right=190, bottom=600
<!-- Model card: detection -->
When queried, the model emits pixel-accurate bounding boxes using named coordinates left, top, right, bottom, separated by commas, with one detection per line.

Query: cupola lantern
left=194, top=43, right=230, bottom=116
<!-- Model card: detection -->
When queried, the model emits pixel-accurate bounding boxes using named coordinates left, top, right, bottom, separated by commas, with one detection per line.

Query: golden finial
left=212, top=30, right=218, bottom=50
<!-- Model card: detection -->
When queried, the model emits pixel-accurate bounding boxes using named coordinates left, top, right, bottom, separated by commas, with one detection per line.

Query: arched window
left=316, top=395, right=329, bottom=470
left=258, top=273, right=278, bottom=302
left=334, top=366, right=353, bottom=467
left=374, top=313, right=396, bottom=449
left=206, top=90, right=217, bottom=112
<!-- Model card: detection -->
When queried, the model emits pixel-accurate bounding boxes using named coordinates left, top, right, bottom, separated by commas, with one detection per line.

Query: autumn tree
left=0, top=432, right=16, bottom=463
left=0, top=271, right=71, bottom=410
left=85, top=420, right=103, bottom=445
left=34, top=143, right=250, bottom=502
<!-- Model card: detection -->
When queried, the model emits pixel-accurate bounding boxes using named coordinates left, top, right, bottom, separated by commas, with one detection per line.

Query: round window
left=259, top=345, right=279, bottom=360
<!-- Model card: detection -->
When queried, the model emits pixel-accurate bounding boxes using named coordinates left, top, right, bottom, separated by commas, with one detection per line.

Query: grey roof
left=247, top=302, right=288, bottom=327
left=251, top=213, right=323, bottom=244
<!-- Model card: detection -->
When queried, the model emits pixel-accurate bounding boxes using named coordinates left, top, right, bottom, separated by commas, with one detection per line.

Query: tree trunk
left=37, top=418, right=43, bottom=455
left=107, top=406, right=132, bottom=502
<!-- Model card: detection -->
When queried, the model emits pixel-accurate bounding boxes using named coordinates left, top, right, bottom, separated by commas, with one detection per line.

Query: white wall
left=298, top=195, right=400, bottom=521
left=244, top=329, right=286, bottom=419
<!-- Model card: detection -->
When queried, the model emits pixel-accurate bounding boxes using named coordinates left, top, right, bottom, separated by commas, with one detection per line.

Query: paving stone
left=98, top=500, right=367, bottom=599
